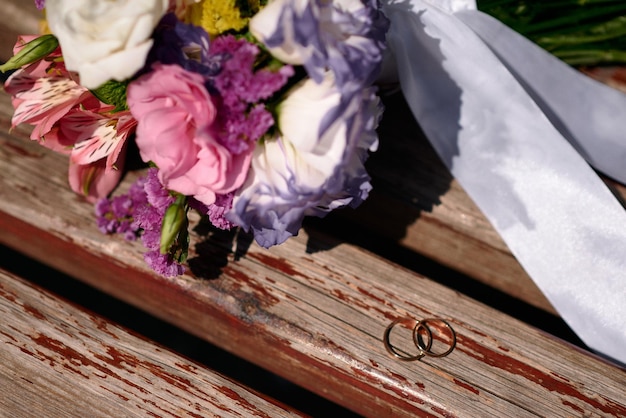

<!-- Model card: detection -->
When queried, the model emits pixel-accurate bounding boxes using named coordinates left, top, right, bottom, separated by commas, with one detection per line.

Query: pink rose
left=128, top=64, right=253, bottom=205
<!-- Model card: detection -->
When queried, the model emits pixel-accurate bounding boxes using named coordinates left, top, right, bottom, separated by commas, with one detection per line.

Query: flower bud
left=160, top=194, right=188, bottom=255
left=0, top=35, right=58, bottom=73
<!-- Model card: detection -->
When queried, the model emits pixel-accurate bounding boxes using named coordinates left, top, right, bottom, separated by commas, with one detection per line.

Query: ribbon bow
left=382, top=0, right=626, bottom=365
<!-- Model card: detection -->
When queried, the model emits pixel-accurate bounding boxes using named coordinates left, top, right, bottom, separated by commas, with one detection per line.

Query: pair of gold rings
left=383, top=317, right=456, bottom=361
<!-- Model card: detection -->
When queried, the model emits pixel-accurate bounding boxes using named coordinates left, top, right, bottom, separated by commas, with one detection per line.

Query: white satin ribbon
left=456, top=10, right=626, bottom=185
left=381, top=0, right=626, bottom=365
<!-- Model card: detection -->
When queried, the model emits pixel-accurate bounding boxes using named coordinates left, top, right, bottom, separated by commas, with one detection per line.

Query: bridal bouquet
left=1, top=0, right=390, bottom=277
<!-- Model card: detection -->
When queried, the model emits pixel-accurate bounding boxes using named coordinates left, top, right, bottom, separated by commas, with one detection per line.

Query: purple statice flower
left=132, top=168, right=185, bottom=277
left=95, top=177, right=148, bottom=241
left=250, top=0, right=389, bottom=93
left=34, top=0, right=45, bottom=10
left=208, top=35, right=294, bottom=154
left=210, top=36, right=294, bottom=104
left=142, top=167, right=175, bottom=212
left=95, top=169, right=186, bottom=277
left=207, top=193, right=236, bottom=230
left=189, top=193, right=235, bottom=230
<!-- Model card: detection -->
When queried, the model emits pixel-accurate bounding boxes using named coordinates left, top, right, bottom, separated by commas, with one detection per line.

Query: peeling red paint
left=453, top=378, right=479, bottom=395
left=224, top=266, right=279, bottom=307
left=216, top=385, right=273, bottom=418
left=1, top=330, right=18, bottom=342
left=0, top=285, right=17, bottom=303
left=456, top=335, right=626, bottom=416
left=402, top=299, right=433, bottom=318
left=562, top=400, right=585, bottom=414
left=465, top=327, right=489, bottom=338
left=99, top=345, right=209, bottom=398
left=248, top=253, right=305, bottom=279
left=357, top=286, right=388, bottom=305
left=430, top=405, right=456, bottom=418
left=389, top=370, right=410, bottom=384
left=549, top=371, right=571, bottom=382
left=351, top=365, right=426, bottom=406
left=22, top=304, right=46, bottom=320
left=140, top=398, right=179, bottom=418
left=330, top=288, right=397, bottom=321
left=31, top=333, right=148, bottom=394
left=175, top=362, right=199, bottom=375
left=92, top=316, right=120, bottom=340
left=100, top=385, right=130, bottom=402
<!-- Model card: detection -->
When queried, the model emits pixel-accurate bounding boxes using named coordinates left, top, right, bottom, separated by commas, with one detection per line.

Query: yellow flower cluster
left=187, top=0, right=262, bottom=37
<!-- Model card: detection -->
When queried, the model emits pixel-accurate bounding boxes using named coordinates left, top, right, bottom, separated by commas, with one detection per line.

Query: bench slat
left=1, top=91, right=624, bottom=417
left=0, top=267, right=306, bottom=417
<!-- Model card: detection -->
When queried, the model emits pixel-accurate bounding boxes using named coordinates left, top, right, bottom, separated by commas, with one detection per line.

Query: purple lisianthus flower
left=226, top=72, right=383, bottom=247
left=146, top=13, right=216, bottom=77
left=250, top=0, right=389, bottom=92
left=34, top=0, right=45, bottom=10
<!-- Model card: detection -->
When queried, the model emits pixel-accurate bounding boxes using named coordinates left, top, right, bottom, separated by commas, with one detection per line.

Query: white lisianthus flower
left=227, top=72, right=382, bottom=248
left=46, top=0, right=169, bottom=89
left=249, top=0, right=308, bottom=65
left=249, top=0, right=389, bottom=92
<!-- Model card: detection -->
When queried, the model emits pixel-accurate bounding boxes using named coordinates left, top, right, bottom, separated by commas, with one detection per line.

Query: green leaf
left=0, top=35, right=59, bottom=73
left=90, top=79, right=130, bottom=112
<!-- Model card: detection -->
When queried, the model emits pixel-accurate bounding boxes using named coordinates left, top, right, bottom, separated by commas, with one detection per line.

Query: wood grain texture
left=5, top=0, right=625, bottom=316
left=2, top=4, right=626, bottom=416
left=0, top=267, right=306, bottom=417
left=0, top=0, right=578, bottom=316
left=1, top=91, right=625, bottom=417
left=0, top=0, right=576, bottom=314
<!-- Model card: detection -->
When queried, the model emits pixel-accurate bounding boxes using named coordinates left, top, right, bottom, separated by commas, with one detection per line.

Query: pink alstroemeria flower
left=4, top=35, right=137, bottom=201
left=3, top=36, right=98, bottom=143
left=47, top=109, right=137, bottom=202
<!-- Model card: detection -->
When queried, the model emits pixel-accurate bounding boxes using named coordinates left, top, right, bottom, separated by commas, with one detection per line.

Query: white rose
left=46, top=0, right=169, bottom=89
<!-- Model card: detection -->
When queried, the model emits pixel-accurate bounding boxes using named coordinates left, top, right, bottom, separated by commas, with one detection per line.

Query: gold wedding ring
left=413, top=318, right=456, bottom=358
left=383, top=318, right=432, bottom=361
left=383, top=317, right=456, bottom=361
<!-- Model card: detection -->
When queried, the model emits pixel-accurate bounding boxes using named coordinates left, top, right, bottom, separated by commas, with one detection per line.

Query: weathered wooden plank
left=0, top=90, right=624, bottom=417
left=3, top=0, right=626, bottom=318
left=6, top=0, right=624, bottom=318
left=0, top=0, right=564, bottom=316
left=0, top=267, right=306, bottom=417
